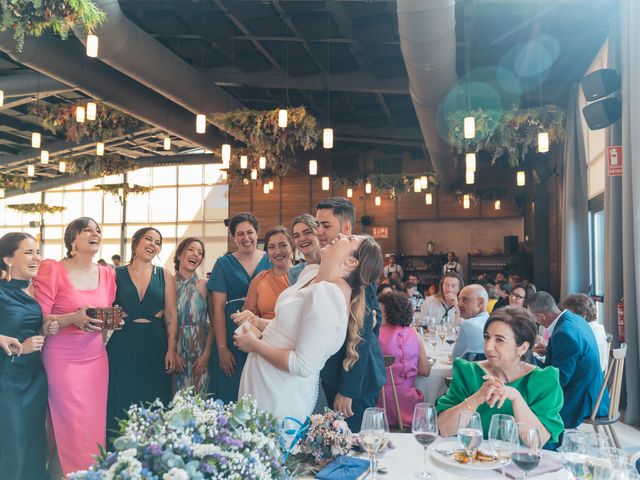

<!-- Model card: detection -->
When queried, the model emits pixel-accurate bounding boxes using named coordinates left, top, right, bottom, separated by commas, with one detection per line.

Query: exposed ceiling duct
left=72, top=0, right=242, bottom=125
left=397, top=0, right=459, bottom=190
left=0, top=72, right=71, bottom=98
left=0, top=31, right=231, bottom=151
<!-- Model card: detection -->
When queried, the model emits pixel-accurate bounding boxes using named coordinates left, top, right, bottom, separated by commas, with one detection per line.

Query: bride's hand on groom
left=233, top=330, right=258, bottom=354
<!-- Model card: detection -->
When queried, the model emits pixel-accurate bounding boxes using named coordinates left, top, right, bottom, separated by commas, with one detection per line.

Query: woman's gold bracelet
left=463, top=398, right=475, bottom=411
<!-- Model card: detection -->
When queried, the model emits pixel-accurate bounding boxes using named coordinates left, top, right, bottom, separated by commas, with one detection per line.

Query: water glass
left=560, top=431, right=588, bottom=479
left=412, top=403, right=438, bottom=480
left=584, top=434, right=613, bottom=480
left=510, top=423, right=541, bottom=479
left=488, top=414, right=515, bottom=479
left=457, top=411, right=483, bottom=464
left=360, top=407, right=388, bottom=480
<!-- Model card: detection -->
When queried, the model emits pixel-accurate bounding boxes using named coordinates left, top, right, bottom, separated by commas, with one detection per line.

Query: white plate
left=430, top=438, right=503, bottom=471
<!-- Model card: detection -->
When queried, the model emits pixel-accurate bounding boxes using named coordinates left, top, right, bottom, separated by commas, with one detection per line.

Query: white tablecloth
left=416, top=341, right=453, bottom=405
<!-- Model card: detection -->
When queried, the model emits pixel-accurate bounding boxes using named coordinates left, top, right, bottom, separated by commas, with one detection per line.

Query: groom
left=315, top=197, right=386, bottom=432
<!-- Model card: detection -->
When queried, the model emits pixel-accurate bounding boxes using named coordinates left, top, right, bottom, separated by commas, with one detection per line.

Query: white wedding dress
left=238, top=266, right=348, bottom=422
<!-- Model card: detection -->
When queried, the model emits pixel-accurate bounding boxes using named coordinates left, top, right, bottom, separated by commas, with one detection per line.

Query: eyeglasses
left=510, top=292, right=525, bottom=300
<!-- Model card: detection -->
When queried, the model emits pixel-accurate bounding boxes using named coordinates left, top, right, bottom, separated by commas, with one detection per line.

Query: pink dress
left=33, top=259, right=116, bottom=475
left=376, top=324, right=425, bottom=428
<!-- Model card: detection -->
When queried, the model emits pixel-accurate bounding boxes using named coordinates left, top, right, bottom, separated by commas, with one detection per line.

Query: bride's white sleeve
left=288, top=282, right=348, bottom=377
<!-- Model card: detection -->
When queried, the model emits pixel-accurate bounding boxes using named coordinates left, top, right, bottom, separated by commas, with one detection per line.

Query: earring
left=5, top=263, right=12, bottom=282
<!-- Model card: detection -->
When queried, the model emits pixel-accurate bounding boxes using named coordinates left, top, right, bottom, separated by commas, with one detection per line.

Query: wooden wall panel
left=228, top=182, right=251, bottom=217
left=253, top=182, right=281, bottom=231
left=397, top=191, right=437, bottom=220
left=438, top=191, right=482, bottom=218
left=281, top=175, right=311, bottom=225
left=480, top=198, right=522, bottom=218
left=361, top=194, right=397, bottom=254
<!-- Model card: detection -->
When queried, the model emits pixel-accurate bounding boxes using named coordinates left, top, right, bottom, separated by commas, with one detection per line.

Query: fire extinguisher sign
left=607, top=146, right=622, bottom=176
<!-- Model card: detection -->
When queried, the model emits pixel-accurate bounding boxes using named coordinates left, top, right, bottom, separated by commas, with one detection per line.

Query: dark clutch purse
left=86, top=306, right=123, bottom=330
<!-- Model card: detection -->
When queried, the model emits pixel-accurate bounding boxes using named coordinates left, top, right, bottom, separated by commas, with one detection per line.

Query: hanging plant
left=454, top=187, right=508, bottom=204
left=7, top=203, right=65, bottom=215
left=335, top=173, right=438, bottom=199
left=31, top=102, right=147, bottom=144
left=447, top=105, right=565, bottom=167
left=0, top=172, right=31, bottom=191
left=63, top=153, right=135, bottom=177
left=95, top=183, right=151, bottom=205
left=213, top=107, right=320, bottom=177
left=0, top=0, right=106, bottom=51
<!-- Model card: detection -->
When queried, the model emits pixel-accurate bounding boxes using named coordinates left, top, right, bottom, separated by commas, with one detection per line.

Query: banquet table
left=416, top=341, right=454, bottom=405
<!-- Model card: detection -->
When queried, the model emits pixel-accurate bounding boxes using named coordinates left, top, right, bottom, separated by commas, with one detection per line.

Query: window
left=588, top=193, right=605, bottom=322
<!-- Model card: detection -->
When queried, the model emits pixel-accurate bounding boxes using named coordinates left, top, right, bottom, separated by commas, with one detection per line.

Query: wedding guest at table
left=383, top=254, right=403, bottom=280
left=377, top=283, right=393, bottom=299
left=420, top=272, right=464, bottom=324
left=508, top=273, right=522, bottom=288
left=111, top=254, right=121, bottom=267
left=437, top=307, right=564, bottom=445
left=494, top=280, right=513, bottom=309
left=173, top=237, right=211, bottom=394
left=288, top=213, right=320, bottom=285
left=509, top=282, right=537, bottom=307
left=33, top=217, right=117, bottom=475
left=389, top=276, right=402, bottom=291
left=560, top=293, right=608, bottom=372
left=0, top=232, right=48, bottom=480
left=207, top=213, right=271, bottom=403
left=451, top=285, right=490, bottom=360
left=484, top=283, right=499, bottom=313
left=376, top=291, right=430, bottom=428
left=527, top=291, right=608, bottom=429
left=107, top=227, right=182, bottom=442
left=495, top=272, right=506, bottom=283
left=442, top=251, right=463, bottom=277
left=403, top=281, right=424, bottom=312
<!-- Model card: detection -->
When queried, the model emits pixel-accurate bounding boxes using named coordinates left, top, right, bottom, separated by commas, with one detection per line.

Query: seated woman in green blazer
left=437, top=307, right=564, bottom=445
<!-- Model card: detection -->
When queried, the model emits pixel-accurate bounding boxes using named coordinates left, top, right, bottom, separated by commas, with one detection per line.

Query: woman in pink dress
left=33, top=217, right=117, bottom=476
left=377, top=291, right=431, bottom=428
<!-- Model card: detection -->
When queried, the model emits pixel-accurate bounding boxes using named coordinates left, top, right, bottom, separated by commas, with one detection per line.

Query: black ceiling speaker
left=223, top=218, right=229, bottom=227
left=582, top=97, right=621, bottom=130
left=581, top=69, right=621, bottom=101
left=361, top=215, right=373, bottom=226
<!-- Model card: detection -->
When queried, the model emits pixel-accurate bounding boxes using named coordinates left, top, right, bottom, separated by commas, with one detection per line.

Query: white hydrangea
left=163, top=467, right=189, bottom=480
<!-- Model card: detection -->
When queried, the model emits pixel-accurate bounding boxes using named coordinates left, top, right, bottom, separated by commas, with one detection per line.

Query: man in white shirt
left=442, top=251, right=463, bottom=278
left=451, top=285, right=490, bottom=359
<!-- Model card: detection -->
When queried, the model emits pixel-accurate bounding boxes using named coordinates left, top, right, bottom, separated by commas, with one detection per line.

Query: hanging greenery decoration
left=31, top=102, right=147, bottom=144
left=447, top=105, right=565, bottom=167
left=7, top=203, right=65, bottom=215
left=0, top=0, right=106, bottom=51
left=213, top=107, right=320, bottom=177
left=0, top=172, right=31, bottom=191
left=453, top=187, right=508, bottom=204
left=94, top=183, right=151, bottom=205
left=63, top=154, right=135, bottom=177
left=334, top=173, right=438, bottom=199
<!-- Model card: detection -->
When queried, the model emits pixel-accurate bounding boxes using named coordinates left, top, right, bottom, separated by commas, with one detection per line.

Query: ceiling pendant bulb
left=321, top=176, right=330, bottom=191
left=86, top=34, right=99, bottom=57
left=375, top=196, right=381, bottom=206
left=76, top=105, right=86, bottom=123
left=263, top=183, right=270, bottom=194
left=96, top=142, right=105, bottom=156
left=0, top=188, right=4, bottom=198
left=323, top=128, right=333, bottom=149
left=221, top=170, right=228, bottom=181
left=347, top=188, right=353, bottom=198
left=259, top=156, right=267, bottom=170
left=308, top=159, right=318, bottom=175
left=196, top=114, right=206, bottom=134
left=221, top=144, right=231, bottom=168
left=240, top=155, right=248, bottom=169
left=0, top=89, right=4, bottom=106
left=31, top=132, right=41, bottom=148
left=278, top=109, right=288, bottom=128
left=465, top=170, right=475, bottom=185
left=420, top=175, right=428, bottom=190
left=365, top=182, right=372, bottom=194
left=413, top=178, right=421, bottom=193
left=27, top=164, right=35, bottom=177
left=243, top=178, right=249, bottom=185
left=86, top=101, right=97, bottom=121
left=268, top=180, right=274, bottom=190
left=495, top=200, right=501, bottom=210
left=250, top=169, right=258, bottom=180
left=58, top=161, right=66, bottom=173
left=537, top=131, right=549, bottom=153
left=463, top=116, right=475, bottom=139
left=40, top=150, right=49, bottom=164
left=163, top=136, right=171, bottom=151
left=516, top=171, right=526, bottom=187
left=425, top=193, right=433, bottom=205
left=463, top=194, right=470, bottom=209
left=465, top=152, right=476, bottom=172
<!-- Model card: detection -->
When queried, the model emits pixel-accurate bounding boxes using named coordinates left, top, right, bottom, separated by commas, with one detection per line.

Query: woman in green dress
left=0, top=232, right=51, bottom=479
left=207, top=213, right=270, bottom=403
left=437, top=306, right=564, bottom=445
left=107, top=227, right=182, bottom=441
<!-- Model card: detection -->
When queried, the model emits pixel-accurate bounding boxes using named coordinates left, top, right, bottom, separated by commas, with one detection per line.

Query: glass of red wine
left=511, top=423, right=542, bottom=479
left=412, top=403, right=438, bottom=480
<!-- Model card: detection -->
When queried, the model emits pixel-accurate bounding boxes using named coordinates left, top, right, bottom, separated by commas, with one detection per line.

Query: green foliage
left=334, top=173, right=438, bottom=199
left=0, top=172, right=31, bottom=191
left=7, top=202, right=65, bottom=215
left=454, top=187, right=508, bottom=203
left=94, top=183, right=151, bottom=205
left=64, top=154, right=135, bottom=177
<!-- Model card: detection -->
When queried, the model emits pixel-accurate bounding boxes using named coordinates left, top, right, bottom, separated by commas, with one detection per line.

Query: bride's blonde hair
left=343, top=235, right=383, bottom=370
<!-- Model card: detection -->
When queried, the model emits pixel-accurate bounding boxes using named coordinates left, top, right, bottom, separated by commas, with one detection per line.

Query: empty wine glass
left=510, top=423, right=542, bottom=480
left=412, top=403, right=438, bottom=480
left=360, top=407, right=388, bottom=480
left=488, top=414, right=515, bottom=479
left=584, top=434, right=613, bottom=480
left=437, top=324, right=447, bottom=347
left=560, top=431, right=588, bottom=479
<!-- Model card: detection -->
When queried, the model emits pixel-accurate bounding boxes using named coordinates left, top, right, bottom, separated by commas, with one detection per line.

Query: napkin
left=315, top=456, right=370, bottom=480
left=503, top=452, right=563, bottom=479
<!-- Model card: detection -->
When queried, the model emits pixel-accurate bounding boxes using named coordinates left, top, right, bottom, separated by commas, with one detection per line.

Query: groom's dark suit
left=321, top=282, right=386, bottom=432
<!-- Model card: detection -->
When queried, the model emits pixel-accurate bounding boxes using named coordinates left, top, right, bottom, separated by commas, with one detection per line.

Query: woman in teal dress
left=0, top=232, right=49, bottom=479
left=207, top=213, right=270, bottom=403
left=173, top=237, right=212, bottom=394
left=437, top=307, right=564, bottom=445
left=107, top=227, right=181, bottom=441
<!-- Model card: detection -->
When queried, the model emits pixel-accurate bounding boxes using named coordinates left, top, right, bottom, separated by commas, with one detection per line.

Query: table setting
left=415, top=317, right=455, bottom=404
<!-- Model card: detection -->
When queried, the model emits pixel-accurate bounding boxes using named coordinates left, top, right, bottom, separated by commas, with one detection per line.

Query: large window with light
left=588, top=193, right=605, bottom=323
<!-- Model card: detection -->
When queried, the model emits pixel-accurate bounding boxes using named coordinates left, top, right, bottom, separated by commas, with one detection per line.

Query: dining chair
left=380, top=355, right=404, bottom=430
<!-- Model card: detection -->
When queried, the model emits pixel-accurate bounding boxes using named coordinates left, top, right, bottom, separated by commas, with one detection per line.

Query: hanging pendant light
left=278, top=109, right=288, bottom=128
left=516, top=171, right=526, bottom=187
left=537, top=131, right=549, bottom=153
left=308, top=159, right=318, bottom=175
left=240, top=155, right=248, bottom=169
left=196, top=114, right=206, bottom=133
left=425, top=193, right=433, bottom=205
left=86, top=34, right=99, bottom=57
left=321, top=176, right=330, bottom=191
left=86, top=101, right=97, bottom=121
left=243, top=178, right=249, bottom=185
left=250, top=169, right=258, bottom=180
left=31, top=132, right=41, bottom=148
left=76, top=105, right=86, bottom=123
left=323, top=128, right=333, bottom=149
left=259, top=156, right=267, bottom=170
left=494, top=200, right=501, bottom=210
left=40, top=150, right=49, bottom=164
left=96, top=142, right=105, bottom=156
left=0, top=188, right=4, bottom=198
left=465, top=153, right=476, bottom=172
left=413, top=178, right=422, bottom=193
left=221, top=144, right=231, bottom=168
left=263, top=183, right=270, bottom=194
left=58, top=161, right=66, bottom=173
left=465, top=170, right=475, bottom=185
left=0, top=89, right=4, bottom=107
left=268, top=180, right=274, bottom=190
left=27, top=164, right=35, bottom=177
left=221, top=170, right=228, bottom=181
left=375, top=196, right=381, bottom=206
left=347, top=188, right=353, bottom=198
left=420, top=175, right=428, bottom=190
left=365, top=181, right=372, bottom=194
left=163, top=136, right=171, bottom=151
left=463, top=194, right=470, bottom=209
left=464, top=116, right=476, bottom=139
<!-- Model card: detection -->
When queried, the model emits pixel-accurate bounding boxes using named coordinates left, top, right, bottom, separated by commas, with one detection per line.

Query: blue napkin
left=315, top=456, right=370, bottom=480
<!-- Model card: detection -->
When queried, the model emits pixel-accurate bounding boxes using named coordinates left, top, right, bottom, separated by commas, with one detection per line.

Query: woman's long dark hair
left=130, top=227, right=163, bottom=262
left=0, top=232, right=35, bottom=272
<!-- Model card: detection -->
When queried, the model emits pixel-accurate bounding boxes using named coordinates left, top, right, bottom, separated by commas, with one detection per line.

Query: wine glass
left=583, top=434, right=613, bottom=480
left=437, top=324, right=447, bottom=348
left=412, top=403, right=438, bottom=480
left=360, top=407, right=388, bottom=480
left=488, top=414, right=515, bottom=479
left=560, top=430, right=588, bottom=479
left=445, top=325, right=457, bottom=350
left=457, top=411, right=483, bottom=467
left=510, top=423, right=542, bottom=479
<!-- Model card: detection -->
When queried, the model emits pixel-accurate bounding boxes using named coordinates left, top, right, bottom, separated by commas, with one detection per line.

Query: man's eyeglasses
left=509, top=292, right=525, bottom=300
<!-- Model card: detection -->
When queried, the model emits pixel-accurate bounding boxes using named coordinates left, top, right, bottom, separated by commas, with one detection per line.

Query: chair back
left=590, top=343, right=627, bottom=421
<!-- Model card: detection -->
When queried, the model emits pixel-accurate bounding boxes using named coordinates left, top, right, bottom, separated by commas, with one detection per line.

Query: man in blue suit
left=527, top=291, right=609, bottom=429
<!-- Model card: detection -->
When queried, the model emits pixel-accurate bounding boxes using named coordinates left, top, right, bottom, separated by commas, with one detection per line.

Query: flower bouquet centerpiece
left=286, top=409, right=353, bottom=476
left=69, top=389, right=285, bottom=480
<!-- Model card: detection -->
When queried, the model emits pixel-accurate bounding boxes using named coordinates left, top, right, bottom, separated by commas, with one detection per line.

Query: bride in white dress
left=234, top=233, right=383, bottom=422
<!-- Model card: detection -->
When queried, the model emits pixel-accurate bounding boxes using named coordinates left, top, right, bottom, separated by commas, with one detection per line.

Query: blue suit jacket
left=544, top=310, right=609, bottom=429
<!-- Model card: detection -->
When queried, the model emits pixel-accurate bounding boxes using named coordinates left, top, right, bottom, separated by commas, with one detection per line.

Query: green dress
left=0, top=279, right=47, bottom=480
left=436, top=359, right=564, bottom=443
left=107, top=266, right=171, bottom=441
